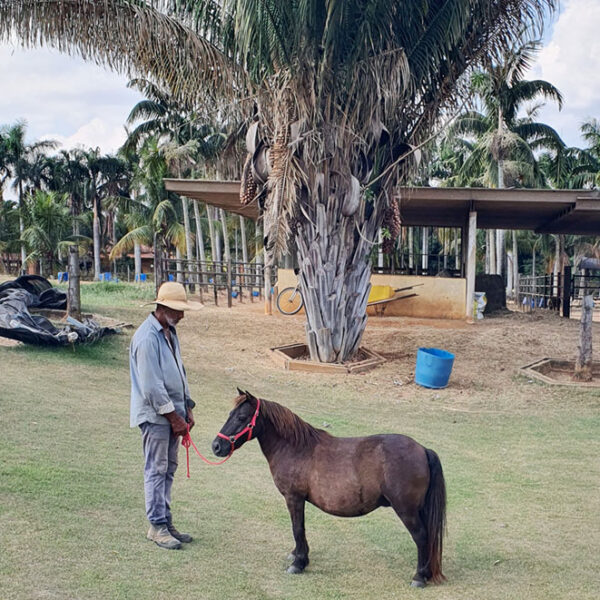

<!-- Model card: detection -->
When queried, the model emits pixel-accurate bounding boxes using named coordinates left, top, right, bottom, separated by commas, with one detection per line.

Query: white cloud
left=530, top=0, right=600, bottom=147
left=44, top=118, right=128, bottom=155
left=0, top=42, right=142, bottom=153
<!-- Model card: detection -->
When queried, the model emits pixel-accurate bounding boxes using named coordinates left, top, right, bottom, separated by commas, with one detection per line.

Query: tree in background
left=0, top=120, right=57, bottom=269
left=21, top=189, right=71, bottom=276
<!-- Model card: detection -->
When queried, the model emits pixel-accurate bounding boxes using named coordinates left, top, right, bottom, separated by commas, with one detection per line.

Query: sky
left=0, top=0, right=599, bottom=155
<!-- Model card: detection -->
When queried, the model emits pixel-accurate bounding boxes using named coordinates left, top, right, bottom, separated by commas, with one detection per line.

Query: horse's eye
left=237, top=413, right=246, bottom=423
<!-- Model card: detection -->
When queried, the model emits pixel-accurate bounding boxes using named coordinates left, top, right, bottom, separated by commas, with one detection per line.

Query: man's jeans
left=140, top=422, right=179, bottom=525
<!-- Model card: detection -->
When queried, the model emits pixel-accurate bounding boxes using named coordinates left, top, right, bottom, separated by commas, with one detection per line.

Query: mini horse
left=212, top=390, right=446, bottom=587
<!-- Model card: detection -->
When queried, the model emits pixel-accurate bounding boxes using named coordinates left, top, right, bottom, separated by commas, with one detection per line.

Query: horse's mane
left=235, top=395, right=330, bottom=448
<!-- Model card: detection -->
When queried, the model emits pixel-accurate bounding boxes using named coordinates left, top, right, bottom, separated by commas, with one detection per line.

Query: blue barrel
left=415, top=348, right=455, bottom=389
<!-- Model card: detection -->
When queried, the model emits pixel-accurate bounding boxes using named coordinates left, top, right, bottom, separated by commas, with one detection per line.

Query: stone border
left=270, top=343, right=386, bottom=374
left=519, top=357, right=600, bottom=387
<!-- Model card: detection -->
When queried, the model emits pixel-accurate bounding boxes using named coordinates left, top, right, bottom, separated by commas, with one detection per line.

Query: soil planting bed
left=271, top=343, right=386, bottom=374
left=520, top=357, right=600, bottom=387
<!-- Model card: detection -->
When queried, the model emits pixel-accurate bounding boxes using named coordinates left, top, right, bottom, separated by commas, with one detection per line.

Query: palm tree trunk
left=489, top=229, right=497, bottom=275
left=454, top=228, right=460, bottom=270
left=193, top=200, right=206, bottom=285
left=134, top=242, right=142, bottom=280
left=295, top=190, right=381, bottom=363
left=215, top=213, right=222, bottom=263
left=181, top=195, right=194, bottom=290
left=175, top=245, right=184, bottom=283
left=506, top=249, right=513, bottom=298
left=496, top=108, right=506, bottom=282
left=18, top=181, right=27, bottom=272
left=182, top=196, right=194, bottom=263
left=219, top=208, right=230, bottom=263
left=93, top=195, right=102, bottom=280
left=496, top=229, right=505, bottom=279
left=553, top=234, right=564, bottom=297
left=207, top=205, right=218, bottom=262
left=239, top=215, right=248, bottom=263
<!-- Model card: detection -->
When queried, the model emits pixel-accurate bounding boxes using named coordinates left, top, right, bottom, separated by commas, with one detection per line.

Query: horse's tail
left=421, top=448, right=447, bottom=584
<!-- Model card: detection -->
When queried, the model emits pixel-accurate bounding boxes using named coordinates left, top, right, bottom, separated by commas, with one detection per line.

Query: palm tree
left=0, top=0, right=559, bottom=362
left=109, top=137, right=185, bottom=268
left=0, top=121, right=57, bottom=270
left=21, top=189, right=71, bottom=276
left=449, top=40, right=563, bottom=277
left=46, top=149, right=90, bottom=238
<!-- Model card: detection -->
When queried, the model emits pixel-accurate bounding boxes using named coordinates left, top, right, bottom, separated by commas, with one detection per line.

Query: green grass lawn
left=1, top=287, right=599, bottom=599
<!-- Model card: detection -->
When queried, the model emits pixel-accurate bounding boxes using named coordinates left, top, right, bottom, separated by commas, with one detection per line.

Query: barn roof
left=164, top=178, right=600, bottom=235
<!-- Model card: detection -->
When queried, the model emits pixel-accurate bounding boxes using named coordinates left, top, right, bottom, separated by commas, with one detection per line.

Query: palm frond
left=0, top=0, right=242, bottom=107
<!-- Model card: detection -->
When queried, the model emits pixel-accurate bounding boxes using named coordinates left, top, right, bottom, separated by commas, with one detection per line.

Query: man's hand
left=164, top=411, right=188, bottom=437
left=187, top=408, right=195, bottom=431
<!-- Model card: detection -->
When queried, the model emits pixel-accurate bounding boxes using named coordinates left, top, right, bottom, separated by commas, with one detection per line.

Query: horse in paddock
left=212, top=390, right=447, bottom=587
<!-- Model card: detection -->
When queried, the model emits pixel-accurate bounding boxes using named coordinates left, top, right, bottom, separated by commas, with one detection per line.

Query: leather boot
left=147, top=523, right=182, bottom=549
left=167, top=521, right=193, bottom=543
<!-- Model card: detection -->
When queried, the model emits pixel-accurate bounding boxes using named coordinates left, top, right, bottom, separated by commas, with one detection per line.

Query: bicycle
left=276, top=285, right=304, bottom=315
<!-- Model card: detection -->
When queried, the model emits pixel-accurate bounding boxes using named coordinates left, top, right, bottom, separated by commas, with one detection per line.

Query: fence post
left=227, top=259, right=232, bottom=308
left=562, top=266, right=571, bottom=318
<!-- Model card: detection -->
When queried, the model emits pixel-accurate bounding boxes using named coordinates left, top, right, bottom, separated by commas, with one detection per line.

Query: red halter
left=217, top=397, right=261, bottom=449
left=180, top=398, right=261, bottom=478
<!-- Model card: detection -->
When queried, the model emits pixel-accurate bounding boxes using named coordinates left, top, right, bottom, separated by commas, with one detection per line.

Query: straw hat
left=144, top=282, right=204, bottom=311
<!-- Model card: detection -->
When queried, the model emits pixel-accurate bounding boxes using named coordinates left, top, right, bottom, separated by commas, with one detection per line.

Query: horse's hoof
left=410, top=579, right=426, bottom=588
left=286, top=565, right=303, bottom=574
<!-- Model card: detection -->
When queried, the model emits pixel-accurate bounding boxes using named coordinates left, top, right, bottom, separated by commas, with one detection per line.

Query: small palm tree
left=21, top=189, right=71, bottom=275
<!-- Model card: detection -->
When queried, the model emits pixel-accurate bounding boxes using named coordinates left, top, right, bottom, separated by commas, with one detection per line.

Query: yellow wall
left=275, top=269, right=466, bottom=320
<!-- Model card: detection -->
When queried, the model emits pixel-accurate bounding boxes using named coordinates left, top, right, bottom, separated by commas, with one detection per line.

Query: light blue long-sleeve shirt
left=129, top=313, right=194, bottom=428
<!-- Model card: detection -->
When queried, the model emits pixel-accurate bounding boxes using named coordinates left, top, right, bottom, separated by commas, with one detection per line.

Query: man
left=130, top=281, right=203, bottom=549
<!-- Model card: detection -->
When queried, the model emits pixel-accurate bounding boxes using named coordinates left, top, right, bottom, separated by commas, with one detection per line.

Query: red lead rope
left=181, top=398, right=261, bottom=478
left=181, top=426, right=234, bottom=476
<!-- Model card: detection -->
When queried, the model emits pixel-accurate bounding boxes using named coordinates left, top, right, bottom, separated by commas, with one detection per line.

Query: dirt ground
left=1, top=273, right=598, bottom=405
left=158, top=293, right=600, bottom=417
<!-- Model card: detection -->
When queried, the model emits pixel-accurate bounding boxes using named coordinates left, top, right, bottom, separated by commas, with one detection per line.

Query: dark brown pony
left=212, top=390, right=447, bottom=587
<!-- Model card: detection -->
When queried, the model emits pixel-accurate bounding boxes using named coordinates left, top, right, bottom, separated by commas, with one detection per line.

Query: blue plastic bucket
left=415, top=348, right=455, bottom=389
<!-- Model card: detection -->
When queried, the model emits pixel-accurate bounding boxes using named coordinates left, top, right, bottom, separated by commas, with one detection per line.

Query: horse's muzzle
left=212, top=438, right=227, bottom=457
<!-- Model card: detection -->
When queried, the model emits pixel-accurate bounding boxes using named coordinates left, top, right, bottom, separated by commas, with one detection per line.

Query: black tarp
left=0, top=276, right=119, bottom=346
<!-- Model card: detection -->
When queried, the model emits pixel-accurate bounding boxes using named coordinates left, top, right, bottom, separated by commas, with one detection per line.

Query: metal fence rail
left=518, top=271, right=567, bottom=314
left=159, top=258, right=270, bottom=306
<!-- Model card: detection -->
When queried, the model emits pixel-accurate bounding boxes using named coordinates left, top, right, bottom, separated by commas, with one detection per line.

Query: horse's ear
left=244, top=390, right=256, bottom=401
left=236, top=387, right=245, bottom=397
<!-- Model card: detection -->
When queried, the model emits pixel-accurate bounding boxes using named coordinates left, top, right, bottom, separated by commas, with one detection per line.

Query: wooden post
left=562, top=265, right=571, bottom=318
left=227, top=259, right=232, bottom=308
left=213, top=261, right=218, bottom=306
left=465, top=211, right=477, bottom=321
left=572, top=294, right=593, bottom=381
left=264, top=263, right=272, bottom=315
left=67, top=245, right=81, bottom=321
